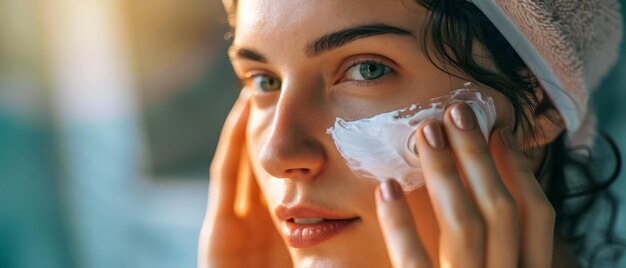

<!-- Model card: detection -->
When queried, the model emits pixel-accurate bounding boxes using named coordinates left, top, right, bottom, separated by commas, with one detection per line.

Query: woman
left=199, top=0, right=624, bottom=267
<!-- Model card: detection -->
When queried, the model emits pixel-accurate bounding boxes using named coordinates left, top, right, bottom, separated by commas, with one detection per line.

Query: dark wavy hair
left=412, top=0, right=625, bottom=266
left=223, top=0, right=625, bottom=266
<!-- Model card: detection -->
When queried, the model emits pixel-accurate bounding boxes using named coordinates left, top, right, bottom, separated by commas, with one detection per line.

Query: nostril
left=258, top=131, right=325, bottom=179
left=285, top=168, right=311, bottom=175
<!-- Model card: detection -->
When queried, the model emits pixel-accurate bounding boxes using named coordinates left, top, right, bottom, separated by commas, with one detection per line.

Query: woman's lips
left=275, top=205, right=360, bottom=248
left=281, top=217, right=360, bottom=248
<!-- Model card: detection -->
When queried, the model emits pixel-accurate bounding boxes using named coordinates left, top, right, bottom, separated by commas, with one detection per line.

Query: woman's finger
left=233, top=141, right=267, bottom=217
left=442, top=103, right=520, bottom=268
left=416, top=120, right=485, bottom=268
left=376, top=179, right=432, bottom=268
left=490, top=127, right=555, bottom=268
left=207, top=89, right=252, bottom=216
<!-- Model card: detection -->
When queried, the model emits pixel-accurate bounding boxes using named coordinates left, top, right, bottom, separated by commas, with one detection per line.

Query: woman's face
left=229, top=0, right=519, bottom=266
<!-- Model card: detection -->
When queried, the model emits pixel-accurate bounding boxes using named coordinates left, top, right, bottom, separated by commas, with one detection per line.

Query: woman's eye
left=248, top=75, right=281, bottom=92
left=345, top=62, right=391, bottom=81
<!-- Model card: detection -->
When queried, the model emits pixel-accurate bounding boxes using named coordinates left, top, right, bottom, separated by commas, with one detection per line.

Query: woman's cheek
left=246, top=103, right=281, bottom=201
left=246, top=101, right=276, bottom=158
left=483, top=87, right=516, bottom=130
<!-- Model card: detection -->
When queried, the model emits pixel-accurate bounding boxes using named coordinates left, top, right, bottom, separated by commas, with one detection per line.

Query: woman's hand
left=198, top=90, right=291, bottom=268
left=375, top=103, right=556, bottom=268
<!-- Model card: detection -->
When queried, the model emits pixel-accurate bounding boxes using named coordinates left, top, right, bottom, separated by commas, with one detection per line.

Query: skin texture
left=198, top=0, right=575, bottom=267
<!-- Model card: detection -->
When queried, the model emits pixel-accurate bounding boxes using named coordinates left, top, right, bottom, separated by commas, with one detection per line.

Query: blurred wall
left=0, top=1, right=72, bottom=267
left=1, top=0, right=235, bottom=267
left=592, top=10, right=626, bottom=265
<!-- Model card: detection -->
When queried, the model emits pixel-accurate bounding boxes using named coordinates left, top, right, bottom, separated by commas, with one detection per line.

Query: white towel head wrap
left=472, top=0, right=623, bottom=145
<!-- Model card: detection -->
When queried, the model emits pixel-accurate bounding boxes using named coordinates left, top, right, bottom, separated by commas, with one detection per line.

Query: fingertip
left=489, top=127, right=514, bottom=153
left=376, top=180, right=414, bottom=225
left=239, top=87, right=253, bottom=100
left=499, top=127, right=519, bottom=151
left=413, top=119, right=431, bottom=146
left=490, top=127, right=534, bottom=181
left=379, top=179, right=403, bottom=202
left=375, top=181, right=431, bottom=267
left=376, top=180, right=409, bottom=222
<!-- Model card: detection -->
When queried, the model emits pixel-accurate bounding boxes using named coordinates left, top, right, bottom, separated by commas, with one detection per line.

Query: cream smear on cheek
left=326, top=87, right=497, bottom=192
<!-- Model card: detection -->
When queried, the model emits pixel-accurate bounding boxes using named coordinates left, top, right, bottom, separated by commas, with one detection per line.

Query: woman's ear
left=523, top=86, right=565, bottom=148
left=522, top=86, right=566, bottom=148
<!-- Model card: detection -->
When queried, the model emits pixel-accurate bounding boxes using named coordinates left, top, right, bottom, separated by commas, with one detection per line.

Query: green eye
left=347, top=62, right=391, bottom=81
left=251, top=75, right=281, bottom=92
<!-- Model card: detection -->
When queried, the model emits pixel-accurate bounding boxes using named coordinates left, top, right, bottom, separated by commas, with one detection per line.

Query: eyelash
left=337, top=57, right=395, bottom=86
left=238, top=73, right=278, bottom=93
left=237, top=56, right=395, bottom=91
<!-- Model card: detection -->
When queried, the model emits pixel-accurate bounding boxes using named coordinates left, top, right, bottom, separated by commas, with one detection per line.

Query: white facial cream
left=327, top=88, right=496, bottom=191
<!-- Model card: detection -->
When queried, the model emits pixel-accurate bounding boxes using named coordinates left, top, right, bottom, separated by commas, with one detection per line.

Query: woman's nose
left=258, top=89, right=326, bottom=180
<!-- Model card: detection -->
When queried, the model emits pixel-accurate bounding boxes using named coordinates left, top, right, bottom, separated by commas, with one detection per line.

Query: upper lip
left=275, top=204, right=358, bottom=221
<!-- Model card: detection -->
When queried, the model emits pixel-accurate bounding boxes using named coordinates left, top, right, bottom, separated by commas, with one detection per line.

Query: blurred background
left=0, top=1, right=625, bottom=267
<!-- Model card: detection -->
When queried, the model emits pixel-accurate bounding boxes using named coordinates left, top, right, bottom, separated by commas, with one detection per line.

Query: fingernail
left=380, top=179, right=402, bottom=201
left=450, top=103, right=476, bottom=130
left=500, top=127, right=518, bottom=150
left=422, top=121, right=447, bottom=150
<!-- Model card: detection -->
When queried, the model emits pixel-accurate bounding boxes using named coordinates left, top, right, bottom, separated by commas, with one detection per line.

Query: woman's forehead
left=232, top=0, right=426, bottom=53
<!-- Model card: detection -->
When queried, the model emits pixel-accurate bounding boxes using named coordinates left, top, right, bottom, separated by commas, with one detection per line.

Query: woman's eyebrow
left=228, top=46, right=267, bottom=63
left=304, top=23, right=415, bottom=57
left=228, top=23, right=415, bottom=63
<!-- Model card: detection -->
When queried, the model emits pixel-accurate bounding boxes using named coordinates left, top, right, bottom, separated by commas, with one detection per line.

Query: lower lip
left=281, top=218, right=359, bottom=248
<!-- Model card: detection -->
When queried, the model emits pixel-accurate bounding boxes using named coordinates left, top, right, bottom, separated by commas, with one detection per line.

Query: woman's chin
left=285, top=223, right=392, bottom=268
left=290, top=250, right=392, bottom=268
